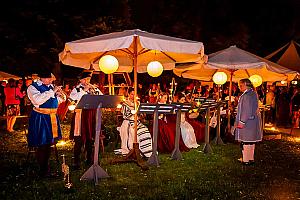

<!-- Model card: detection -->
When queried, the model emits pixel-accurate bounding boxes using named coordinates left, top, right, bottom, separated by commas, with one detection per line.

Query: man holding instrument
left=69, top=70, right=103, bottom=169
left=27, top=71, right=66, bottom=177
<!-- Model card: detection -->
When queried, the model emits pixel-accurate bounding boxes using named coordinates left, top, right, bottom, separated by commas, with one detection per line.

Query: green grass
left=0, top=122, right=300, bottom=200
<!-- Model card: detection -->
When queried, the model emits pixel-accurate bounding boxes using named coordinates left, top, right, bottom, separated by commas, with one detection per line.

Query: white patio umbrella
left=174, top=45, right=297, bottom=132
left=175, top=45, right=297, bottom=82
left=59, top=29, right=205, bottom=166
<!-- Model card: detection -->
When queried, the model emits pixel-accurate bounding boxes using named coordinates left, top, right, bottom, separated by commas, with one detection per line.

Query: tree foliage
left=0, top=0, right=299, bottom=77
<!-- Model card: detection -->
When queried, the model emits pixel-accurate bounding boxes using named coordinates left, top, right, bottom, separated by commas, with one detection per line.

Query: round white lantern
left=212, top=72, right=227, bottom=85
left=99, top=55, right=119, bottom=74
left=147, top=61, right=163, bottom=77
left=249, top=74, right=263, bottom=87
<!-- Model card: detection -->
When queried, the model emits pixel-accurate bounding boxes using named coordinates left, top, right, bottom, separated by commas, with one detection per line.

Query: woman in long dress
left=177, top=93, right=200, bottom=148
left=156, top=93, right=189, bottom=153
left=118, top=88, right=152, bottom=157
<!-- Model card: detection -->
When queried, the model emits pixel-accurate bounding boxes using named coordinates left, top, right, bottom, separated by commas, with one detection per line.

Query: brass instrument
left=85, top=83, right=100, bottom=95
left=61, top=154, right=73, bottom=189
left=52, top=85, right=68, bottom=100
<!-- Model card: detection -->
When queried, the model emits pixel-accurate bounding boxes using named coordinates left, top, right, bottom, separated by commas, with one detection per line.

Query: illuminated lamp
left=147, top=61, right=163, bottom=77
left=212, top=72, right=227, bottom=85
left=249, top=74, right=263, bottom=87
left=99, top=55, right=119, bottom=74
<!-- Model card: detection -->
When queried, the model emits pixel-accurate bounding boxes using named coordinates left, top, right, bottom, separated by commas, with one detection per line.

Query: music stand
left=76, top=94, right=123, bottom=185
left=138, top=103, right=177, bottom=166
left=212, top=100, right=228, bottom=145
left=170, top=103, right=192, bottom=160
left=198, top=101, right=218, bottom=154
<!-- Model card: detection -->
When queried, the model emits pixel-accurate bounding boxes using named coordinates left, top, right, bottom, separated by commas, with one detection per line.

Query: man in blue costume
left=27, top=71, right=66, bottom=177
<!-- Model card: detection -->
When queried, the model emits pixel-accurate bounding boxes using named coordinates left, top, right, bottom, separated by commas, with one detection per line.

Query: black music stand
left=76, top=94, right=123, bottom=185
left=212, top=100, right=228, bottom=145
left=138, top=103, right=177, bottom=166
left=170, top=103, right=192, bottom=160
left=198, top=101, right=218, bottom=154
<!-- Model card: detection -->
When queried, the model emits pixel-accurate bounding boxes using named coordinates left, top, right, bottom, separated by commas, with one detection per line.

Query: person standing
left=235, top=78, right=263, bottom=165
left=265, top=85, right=275, bottom=124
left=276, top=87, right=290, bottom=127
left=27, top=71, right=66, bottom=177
left=291, top=87, right=300, bottom=128
left=69, top=71, right=103, bottom=169
left=23, top=78, right=33, bottom=117
left=4, top=78, right=25, bottom=132
left=148, top=83, right=159, bottom=103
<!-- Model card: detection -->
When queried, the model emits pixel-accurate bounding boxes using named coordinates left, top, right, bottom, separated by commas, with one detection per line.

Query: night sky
left=1, top=0, right=300, bottom=78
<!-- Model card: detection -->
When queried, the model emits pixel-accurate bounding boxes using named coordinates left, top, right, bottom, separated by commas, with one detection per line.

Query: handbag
left=209, top=111, right=217, bottom=128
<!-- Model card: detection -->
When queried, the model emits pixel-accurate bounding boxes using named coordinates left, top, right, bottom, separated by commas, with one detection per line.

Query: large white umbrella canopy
left=59, top=29, right=204, bottom=72
left=59, top=29, right=205, bottom=147
left=174, top=45, right=297, bottom=82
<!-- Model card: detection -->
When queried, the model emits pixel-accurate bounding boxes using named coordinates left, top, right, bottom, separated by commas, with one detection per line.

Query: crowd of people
left=0, top=70, right=299, bottom=176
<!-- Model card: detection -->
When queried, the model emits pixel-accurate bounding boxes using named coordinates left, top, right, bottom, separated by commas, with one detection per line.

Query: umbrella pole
left=116, top=36, right=148, bottom=170
left=227, top=71, right=234, bottom=139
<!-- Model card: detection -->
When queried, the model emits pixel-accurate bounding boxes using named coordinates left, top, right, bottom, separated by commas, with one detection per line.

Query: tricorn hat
left=39, top=71, right=52, bottom=78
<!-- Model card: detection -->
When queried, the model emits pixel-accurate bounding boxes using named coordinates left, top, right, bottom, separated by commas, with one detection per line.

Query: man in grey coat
left=235, top=78, right=263, bottom=165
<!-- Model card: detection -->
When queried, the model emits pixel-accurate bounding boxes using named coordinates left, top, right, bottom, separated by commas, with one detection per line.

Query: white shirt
left=27, top=80, right=64, bottom=108
left=70, top=84, right=103, bottom=102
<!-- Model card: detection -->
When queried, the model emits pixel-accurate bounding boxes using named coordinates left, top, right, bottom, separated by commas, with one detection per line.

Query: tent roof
left=265, top=40, right=300, bottom=72
left=0, top=71, right=20, bottom=81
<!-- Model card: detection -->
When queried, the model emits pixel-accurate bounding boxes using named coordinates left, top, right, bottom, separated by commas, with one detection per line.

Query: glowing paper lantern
left=147, top=61, right=163, bottom=77
left=249, top=75, right=263, bottom=87
left=212, top=72, right=227, bottom=85
left=99, top=55, right=119, bottom=74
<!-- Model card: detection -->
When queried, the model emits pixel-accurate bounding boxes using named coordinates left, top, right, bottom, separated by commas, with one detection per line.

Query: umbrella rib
left=120, top=49, right=133, bottom=55
left=138, top=49, right=151, bottom=56
left=162, top=52, right=176, bottom=62
left=209, top=69, right=218, bottom=81
left=245, top=69, right=250, bottom=77
left=91, top=51, right=108, bottom=64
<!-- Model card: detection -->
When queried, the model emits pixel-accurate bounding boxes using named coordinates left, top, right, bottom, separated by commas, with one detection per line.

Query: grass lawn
left=0, top=121, right=300, bottom=200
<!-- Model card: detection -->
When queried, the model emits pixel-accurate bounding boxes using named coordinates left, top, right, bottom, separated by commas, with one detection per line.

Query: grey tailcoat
left=235, top=89, right=263, bottom=142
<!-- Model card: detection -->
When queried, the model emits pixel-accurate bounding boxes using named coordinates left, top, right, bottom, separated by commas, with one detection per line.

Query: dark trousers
left=35, top=144, right=51, bottom=176
left=74, top=136, right=94, bottom=166
left=265, top=107, right=275, bottom=124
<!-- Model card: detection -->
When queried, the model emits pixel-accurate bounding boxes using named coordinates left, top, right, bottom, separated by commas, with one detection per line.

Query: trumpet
left=61, top=154, right=73, bottom=189
left=85, top=83, right=100, bottom=95
left=53, top=85, right=68, bottom=100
